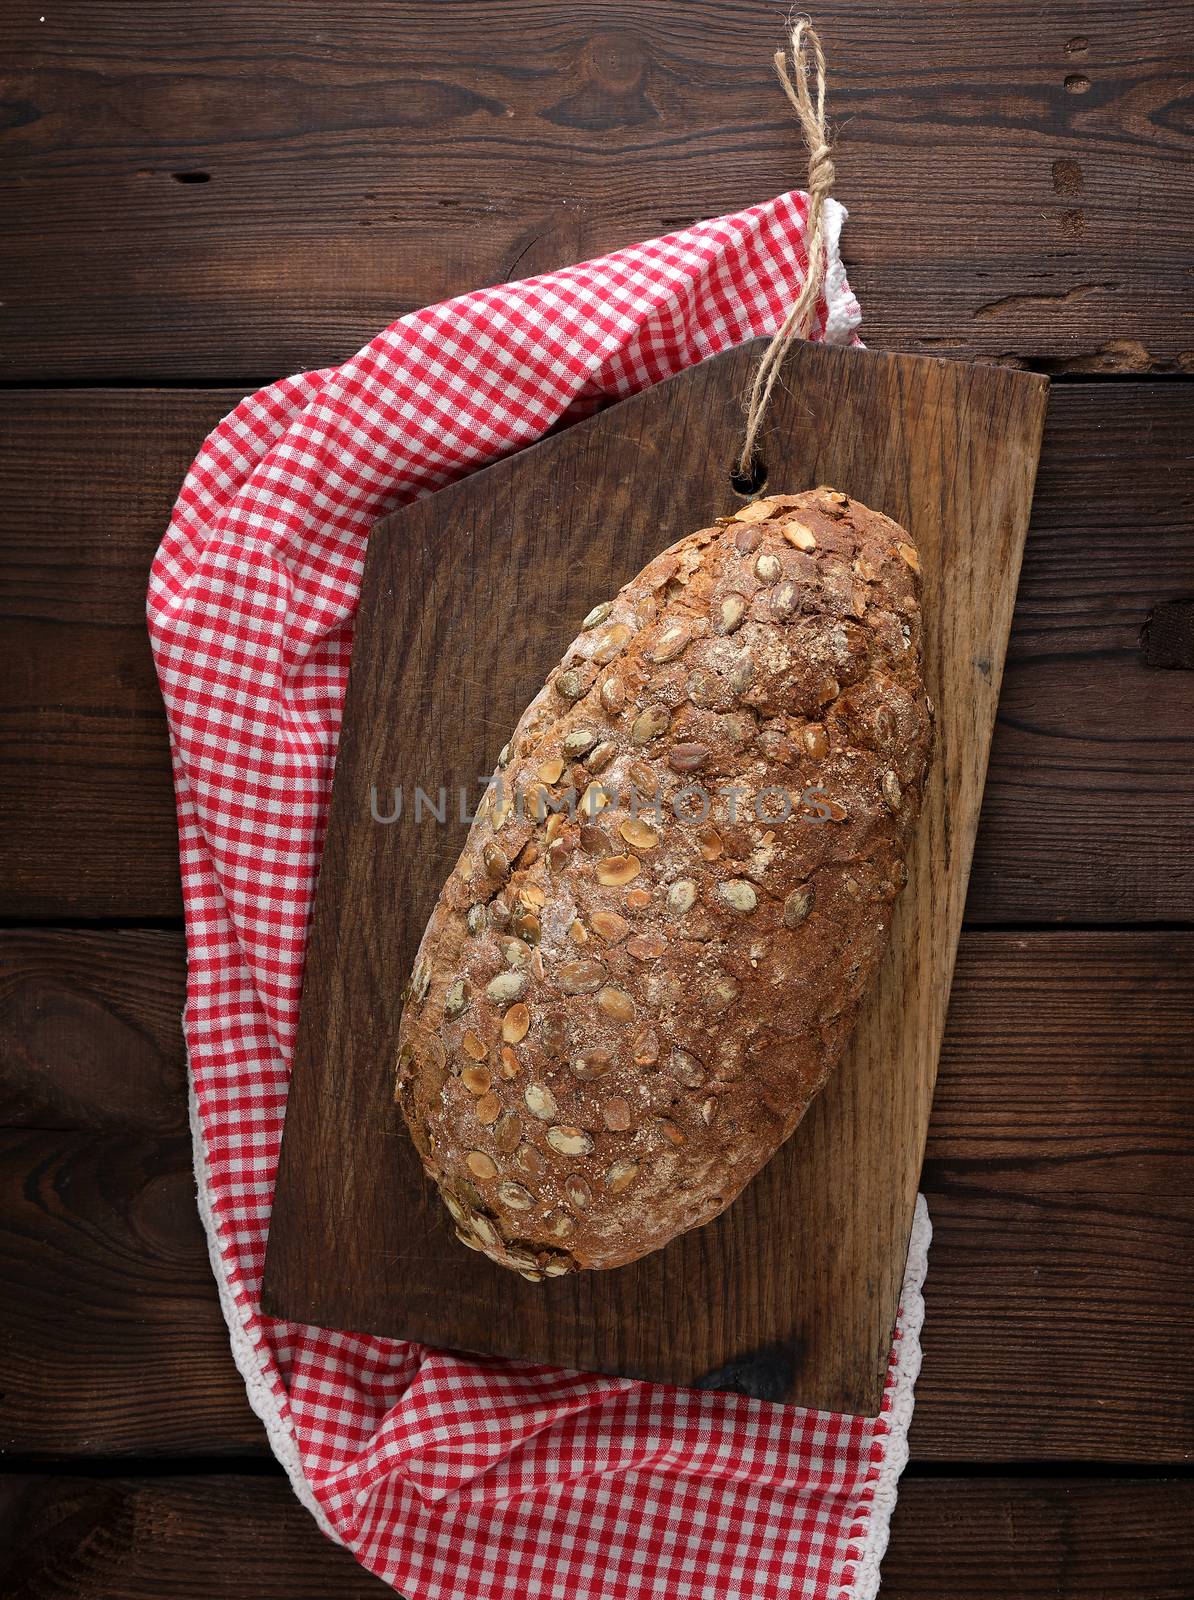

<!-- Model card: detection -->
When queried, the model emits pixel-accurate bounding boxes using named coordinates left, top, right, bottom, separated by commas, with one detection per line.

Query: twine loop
left=737, top=19, right=835, bottom=480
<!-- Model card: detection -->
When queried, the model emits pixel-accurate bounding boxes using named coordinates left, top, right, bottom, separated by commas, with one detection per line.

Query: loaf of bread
left=395, top=488, right=932, bottom=1278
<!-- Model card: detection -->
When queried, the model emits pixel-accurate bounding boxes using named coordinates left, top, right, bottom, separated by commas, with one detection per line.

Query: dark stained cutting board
left=262, top=339, right=1047, bottom=1414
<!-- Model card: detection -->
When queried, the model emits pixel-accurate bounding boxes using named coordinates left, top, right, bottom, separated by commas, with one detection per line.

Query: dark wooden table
left=1, top=5, right=1191, bottom=1595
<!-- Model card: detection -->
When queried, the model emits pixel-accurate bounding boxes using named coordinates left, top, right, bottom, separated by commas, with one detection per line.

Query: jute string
left=737, top=19, right=834, bottom=479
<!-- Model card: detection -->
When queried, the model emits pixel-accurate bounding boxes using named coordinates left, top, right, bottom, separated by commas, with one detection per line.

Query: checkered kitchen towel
left=148, top=190, right=930, bottom=1600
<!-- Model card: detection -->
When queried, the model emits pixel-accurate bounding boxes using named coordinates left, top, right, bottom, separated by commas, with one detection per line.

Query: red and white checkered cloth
left=148, top=190, right=929, bottom=1600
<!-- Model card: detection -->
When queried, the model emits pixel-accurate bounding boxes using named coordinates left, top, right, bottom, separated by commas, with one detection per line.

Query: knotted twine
left=739, top=18, right=835, bottom=479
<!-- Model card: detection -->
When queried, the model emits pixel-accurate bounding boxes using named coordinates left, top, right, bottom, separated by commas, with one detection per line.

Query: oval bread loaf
left=395, top=487, right=933, bottom=1278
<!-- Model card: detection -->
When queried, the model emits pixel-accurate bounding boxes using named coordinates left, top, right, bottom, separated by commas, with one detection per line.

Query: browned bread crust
left=396, top=488, right=932, bottom=1278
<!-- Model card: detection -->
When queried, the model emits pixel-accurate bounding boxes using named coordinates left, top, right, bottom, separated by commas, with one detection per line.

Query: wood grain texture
left=0, top=390, right=234, bottom=919
left=0, top=930, right=187, bottom=1134
left=3, top=1474, right=1193, bottom=1599
left=4, top=384, right=1191, bottom=922
left=2, top=928, right=1190, bottom=1458
left=0, top=2, right=1190, bottom=379
left=915, top=1190, right=1194, bottom=1462
left=931, top=935, right=1194, bottom=1200
left=263, top=339, right=1046, bottom=1412
left=0, top=1129, right=261, bottom=1455
left=0, top=1476, right=390, bottom=1599
left=4, top=1134, right=1189, bottom=1460
left=970, top=381, right=1194, bottom=922
left=0, top=1, right=1188, bottom=1586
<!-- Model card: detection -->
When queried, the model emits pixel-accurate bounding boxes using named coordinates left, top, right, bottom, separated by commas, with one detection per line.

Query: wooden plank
left=3, top=384, right=1191, bottom=922
left=913, top=1190, right=1194, bottom=1462
left=0, top=930, right=187, bottom=1134
left=930, top=934, right=1194, bottom=1198
left=0, top=1476, right=389, bottom=1598
left=0, top=1127, right=262, bottom=1456
left=882, top=1478, right=1194, bottom=1598
left=973, top=653, right=1194, bottom=923
left=1, top=2, right=1189, bottom=379
left=2, top=1474, right=1192, bottom=1599
left=1, top=927, right=1190, bottom=1458
left=263, top=339, right=1047, bottom=1413
left=0, top=391, right=233, bottom=920
left=971, top=376, right=1194, bottom=921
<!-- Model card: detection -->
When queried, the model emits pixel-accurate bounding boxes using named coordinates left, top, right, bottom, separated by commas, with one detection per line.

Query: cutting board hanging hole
left=728, top=455, right=768, bottom=497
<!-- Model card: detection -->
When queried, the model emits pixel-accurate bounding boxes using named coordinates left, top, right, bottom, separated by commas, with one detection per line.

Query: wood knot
left=1141, top=601, right=1194, bottom=670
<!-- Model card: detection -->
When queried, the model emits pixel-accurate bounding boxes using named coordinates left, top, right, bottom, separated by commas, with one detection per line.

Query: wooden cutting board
left=262, top=339, right=1047, bottom=1414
